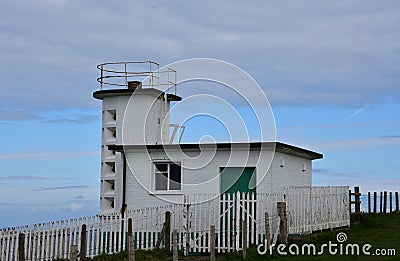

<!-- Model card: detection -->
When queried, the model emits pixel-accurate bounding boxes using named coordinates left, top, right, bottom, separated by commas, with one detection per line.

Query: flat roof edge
left=108, top=142, right=323, bottom=160
left=93, top=88, right=182, bottom=101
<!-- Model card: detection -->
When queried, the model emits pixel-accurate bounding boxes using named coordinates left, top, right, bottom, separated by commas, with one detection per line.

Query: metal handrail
left=97, top=61, right=177, bottom=95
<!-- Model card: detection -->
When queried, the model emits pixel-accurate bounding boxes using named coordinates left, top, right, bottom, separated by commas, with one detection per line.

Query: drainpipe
left=121, top=151, right=127, bottom=215
left=120, top=151, right=127, bottom=251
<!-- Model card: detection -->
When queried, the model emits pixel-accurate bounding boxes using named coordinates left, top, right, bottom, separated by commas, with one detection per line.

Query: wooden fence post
left=349, top=187, right=362, bottom=223
left=70, top=245, right=78, bottom=261
left=242, top=220, right=247, bottom=260
left=368, top=192, right=371, bottom=214
left=128, top=218, right=135, bottom=261
left=61, top=228, right=66, bottom=258
left=265, top=212, right=271, bottom=248
left=210, top=225, right=216, bottom=261
left=354, top=187, right=361, bottom=214
left=155, top=211, right=172, bottom=250
left=18, top=233, right=25, bottom=261
left=277, top=202, right=288, bottom=245
left=173, top=229, right=178, bottom=261
left=374, top=192, right=377, bottom=214
left=383, top=191, right=387, bottom=214
left=38, top=231, right=43, bottom=261
left=380, top=192, right=383, bottom=213
left=390, top=192, right=393, bottom=213
left=185, top=199, right=190, bottom=256
left=165, top=211, right=171, bottom=251
left=396, top=192, right=399, bottom=214
left=80, top=224, right=87, bottom=261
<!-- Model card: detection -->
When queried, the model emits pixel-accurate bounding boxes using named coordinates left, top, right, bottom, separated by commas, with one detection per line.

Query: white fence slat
left=6, top=229, right=10, bottom=261
left=10, top=229, right=16, bottom=261
left=41, top=226, right=45, bottom=261
left=220, top=194, right=225, bottom=253
left=95, top=216, right=100, bottom=256
left=99, top=216, right=104, bottom=255
left=49, top=222, right=54, bottom=259
left=4, top=230, right=9, bottom=261
left=45, top=225, right=50, bottom=261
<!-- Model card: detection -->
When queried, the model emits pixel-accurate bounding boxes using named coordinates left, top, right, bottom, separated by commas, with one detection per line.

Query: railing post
left=390, top=192, right=393, bottom=213
left=100, top=64, right=103, bottom=90
left=124, top=62, right=127, bottom=88
left=374, top=192, right=377, bottom=214
left=150, top=61, right=152, bottom=86
left=396, top=192, right=399, bottom=214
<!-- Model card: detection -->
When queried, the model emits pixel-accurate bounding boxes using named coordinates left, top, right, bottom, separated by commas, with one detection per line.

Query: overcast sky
left=0, top=0, right=399, bottom=227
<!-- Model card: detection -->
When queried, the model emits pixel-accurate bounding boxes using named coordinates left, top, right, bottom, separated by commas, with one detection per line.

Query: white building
left=93, top=61, right=322, bottom=214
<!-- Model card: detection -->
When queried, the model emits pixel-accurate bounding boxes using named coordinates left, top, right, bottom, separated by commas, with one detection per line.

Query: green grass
left=217, top=213, right=400, bottom=260
left=77, top=213, right=399, bottom=260
left=91, top=249, right=174, bottom=260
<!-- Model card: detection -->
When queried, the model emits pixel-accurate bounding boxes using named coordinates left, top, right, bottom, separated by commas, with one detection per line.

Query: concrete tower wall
left=96, top=88, right=174, bottom=213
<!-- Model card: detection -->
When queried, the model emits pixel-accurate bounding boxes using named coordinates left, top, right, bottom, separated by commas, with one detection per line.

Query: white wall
left=100, top=91, right=171, bottom=213
left=122, top=92, right=170, bottom=145
left=267, top=151, right=312, bottom=194
left=119, top=146, right=313, bottom=210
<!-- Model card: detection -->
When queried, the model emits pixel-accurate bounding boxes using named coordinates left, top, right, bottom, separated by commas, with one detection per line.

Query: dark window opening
left=154, top=162, right=181, bottom=191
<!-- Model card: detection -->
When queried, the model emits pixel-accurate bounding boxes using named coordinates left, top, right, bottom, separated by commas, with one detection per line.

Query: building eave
left=108, top=142, right=323, bottom=160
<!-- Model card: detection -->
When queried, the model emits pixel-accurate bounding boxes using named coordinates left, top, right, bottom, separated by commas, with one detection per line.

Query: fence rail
left=0, top=186, right=350, bottom=260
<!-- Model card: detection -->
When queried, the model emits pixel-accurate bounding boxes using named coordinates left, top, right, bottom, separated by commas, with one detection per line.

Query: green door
left=220, top=167, right=256, bottom=194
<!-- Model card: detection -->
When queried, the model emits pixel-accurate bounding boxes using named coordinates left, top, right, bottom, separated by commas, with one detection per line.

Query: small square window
left=154, top=162, right=181, bottom=191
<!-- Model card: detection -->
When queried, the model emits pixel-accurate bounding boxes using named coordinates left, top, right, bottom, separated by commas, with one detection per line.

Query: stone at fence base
left=70, top=245, right=78, bottom=261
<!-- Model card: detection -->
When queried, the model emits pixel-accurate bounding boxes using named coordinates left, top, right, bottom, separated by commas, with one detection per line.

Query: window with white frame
left=154, top=162, right=181, bottom=191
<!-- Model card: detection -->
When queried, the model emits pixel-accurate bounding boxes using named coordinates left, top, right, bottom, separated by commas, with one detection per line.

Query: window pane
left=155, top=163, right=167, bottom=172
left=155, top=172, right=168, bottom=190
left=169, top=164, right=181, bottom=190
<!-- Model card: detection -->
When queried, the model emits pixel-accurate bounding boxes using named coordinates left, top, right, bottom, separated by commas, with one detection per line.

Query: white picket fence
left=0, top=204, right=184, bottom=261
left=285, top=186, right=350, bottom=234
left=0, top=186, right=349, bottom=260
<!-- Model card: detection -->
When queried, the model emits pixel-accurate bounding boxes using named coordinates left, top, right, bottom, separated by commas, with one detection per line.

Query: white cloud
left=0, top=151, right=99, bottom=160
left=69, top=203, right=84, bottom=212
left=0, top=0, right=399, bottom=111
left=0, top=199, right=99, bottom=228
left=0, top=175, right=52, bottom=181
left=311, top=136, right=400, bottom=151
